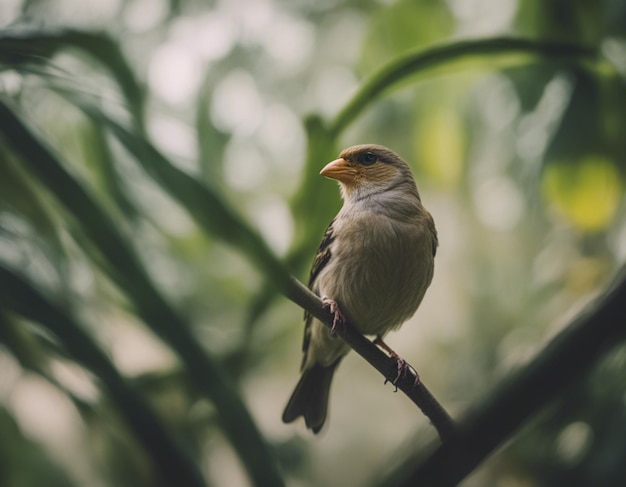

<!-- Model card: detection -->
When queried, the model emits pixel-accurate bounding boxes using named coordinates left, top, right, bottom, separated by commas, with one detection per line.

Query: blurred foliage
left=507, top=344, right=626, bottom=487
left=0, top=0, right=624, bottom=487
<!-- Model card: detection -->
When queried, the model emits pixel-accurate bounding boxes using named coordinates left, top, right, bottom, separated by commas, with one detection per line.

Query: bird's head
left=320, top=144, right=418, bottom=202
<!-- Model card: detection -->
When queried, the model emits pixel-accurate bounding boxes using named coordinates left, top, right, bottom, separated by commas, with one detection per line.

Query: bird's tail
left=282, top=361, right=340, bottom=434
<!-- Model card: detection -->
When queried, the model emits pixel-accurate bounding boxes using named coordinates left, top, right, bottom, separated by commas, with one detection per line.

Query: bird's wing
left=428, top=213, right=438, bottom=257
left=301, top=219, right=336, bottom=365
left=308, top=218, right=336, bottom=288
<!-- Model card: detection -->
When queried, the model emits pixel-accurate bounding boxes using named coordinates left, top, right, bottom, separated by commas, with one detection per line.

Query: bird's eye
left=360, top=152, right=377, bottom=166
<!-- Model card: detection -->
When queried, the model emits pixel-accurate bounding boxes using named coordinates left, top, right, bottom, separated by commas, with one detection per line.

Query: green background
left=0, top=0, right=625, bottom=486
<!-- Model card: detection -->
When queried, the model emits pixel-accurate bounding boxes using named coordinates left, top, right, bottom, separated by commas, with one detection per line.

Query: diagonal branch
left=71, top=107, right=457, bottom=441
left=285, top=277, right=456, bottom=442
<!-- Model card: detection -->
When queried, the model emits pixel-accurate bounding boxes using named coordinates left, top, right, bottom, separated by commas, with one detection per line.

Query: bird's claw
left=374, top=337, right=420, bottom=389
left=384, top=358, right=420, bottom=391
left=322, top=296, right=345, bottom=337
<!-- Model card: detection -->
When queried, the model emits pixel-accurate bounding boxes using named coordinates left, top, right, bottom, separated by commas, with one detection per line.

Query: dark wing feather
left=301, top=219, right=336, bottom=365
left=308, top=219, right=336, bottom=287
left=428, top=213, right=438, bottom=257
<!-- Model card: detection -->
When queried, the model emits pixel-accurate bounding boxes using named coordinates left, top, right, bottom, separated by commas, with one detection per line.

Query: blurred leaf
left=546, top=70, right=601, bottom=160
left=542, top=155, right=623, bottom=231
left=541, top=68, right=625, bottom=231
left=0, top=27, right=144, bottom=128
left=0, top=267, right=207, bottom=487
left=0, top=147, right=72, bottom=298
left=0, top=148, right=64, bottom=252
left=196, top=70, right=231, bottom=183
left=0, top=312, right=101, bottom=440
left=360, top=0, right=454, bottom=72
left=0, top=404, right=76, bottom=487
left=605, top=0, right=626, bottom=37
left=597, top=72, right=626, bottom=175
left=515, top=0, right=606, bottom=46
left=74, top=102, right=291, bottom=290
left=331, top=37, right=596, bottom=136
left=0, top=311, right=52, bottom=378
left=287, top=116, right=339, bottom=274
left=0, top=99, right=285, bottom=487
left=80, top=121, right=139, bottom=221
left=381, top=266, right=626, bottom=486
left=505, top=345, right=626, bottom=487
left=414, top=106, right=465, bottom=187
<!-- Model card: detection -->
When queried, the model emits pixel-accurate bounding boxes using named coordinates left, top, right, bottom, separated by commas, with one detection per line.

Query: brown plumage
left=282, top=144, right=438, bottom=433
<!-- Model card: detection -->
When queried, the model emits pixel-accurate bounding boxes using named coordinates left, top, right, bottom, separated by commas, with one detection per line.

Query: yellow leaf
left=416, top=109, right=464, bottom=186
left=542, top=156, right=623, bottom=231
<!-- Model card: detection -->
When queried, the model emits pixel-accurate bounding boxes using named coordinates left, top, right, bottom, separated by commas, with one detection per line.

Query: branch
left=285, top=277, right=456, bottom=442
left=385, top=265, right=626, bottom=486
left=61, top=103, right=456, bottom=440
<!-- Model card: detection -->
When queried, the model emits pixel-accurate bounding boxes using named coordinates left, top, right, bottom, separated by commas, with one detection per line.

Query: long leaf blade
left=0, top=99, right=285, bottom=487
left=0, top=264, right=207, bottom=487
left=330, top=37, right=596, bottom=136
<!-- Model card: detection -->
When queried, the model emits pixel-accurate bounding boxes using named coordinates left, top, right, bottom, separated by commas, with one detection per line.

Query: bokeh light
left=0, top=1, right=624, bottom=487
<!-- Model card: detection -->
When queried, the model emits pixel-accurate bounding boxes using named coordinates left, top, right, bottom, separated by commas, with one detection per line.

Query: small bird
left=282, top=144, right=438, bottom=433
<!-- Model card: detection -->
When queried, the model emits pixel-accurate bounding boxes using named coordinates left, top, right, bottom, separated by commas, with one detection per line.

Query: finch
left=282, top=144, right=438, bottom=433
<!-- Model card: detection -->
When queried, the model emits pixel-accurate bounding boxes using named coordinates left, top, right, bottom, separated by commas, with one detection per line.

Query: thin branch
left=71, top=106, right=456, bottom=440
left=285, top=277, right=456, bottom=442
left=384, top=266, right=626, bottom=486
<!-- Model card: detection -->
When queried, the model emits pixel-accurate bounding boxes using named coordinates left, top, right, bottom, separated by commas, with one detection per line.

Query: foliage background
left=0, top=0, right=625, bottom=486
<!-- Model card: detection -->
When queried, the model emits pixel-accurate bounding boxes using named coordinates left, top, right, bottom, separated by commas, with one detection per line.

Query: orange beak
left=320, top=158, right=357, bottom=184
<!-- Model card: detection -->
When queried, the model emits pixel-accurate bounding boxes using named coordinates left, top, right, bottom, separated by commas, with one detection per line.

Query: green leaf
left=0, top=99, right=285, bottom=487
left=542, top=155, right=623, bottom=232
left=75, top=101, right=292, bottom=291
left=331, top=37, right=596, bottom=136
left=0, top=268, right=207, bottom=487
left=288, top=115, right=339, bottom=277
left=0, top=401, right=77, bottom=487
left=0, top=27, right=145, bottom=128
left=360, top=0, right=454, bottom=73
left=80, top=120, right=140, bottom=220
left=196, top=70, right=231, bottom=183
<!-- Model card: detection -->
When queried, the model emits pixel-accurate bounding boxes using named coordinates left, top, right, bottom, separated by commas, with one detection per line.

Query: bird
left=282, top=144, right=438, bottom=433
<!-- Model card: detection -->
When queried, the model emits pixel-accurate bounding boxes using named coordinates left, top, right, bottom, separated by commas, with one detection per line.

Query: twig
left=285, top=276, right=456, bottom=442
left=61, top=98, right=457, bottom=448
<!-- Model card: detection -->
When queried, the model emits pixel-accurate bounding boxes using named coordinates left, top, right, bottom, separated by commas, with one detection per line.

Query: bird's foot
left=374, top=336, right=420, bottom=388
left=321, top=296, right=345, bottom=337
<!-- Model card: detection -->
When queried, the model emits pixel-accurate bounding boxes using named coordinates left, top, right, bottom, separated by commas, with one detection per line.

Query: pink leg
left=373, top=336, right=420, bottom=387
left=321, top=296, right=345, bottom=337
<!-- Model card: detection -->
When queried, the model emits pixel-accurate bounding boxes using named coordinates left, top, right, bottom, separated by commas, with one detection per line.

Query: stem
left=330, top=37, right=595, bottom=136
